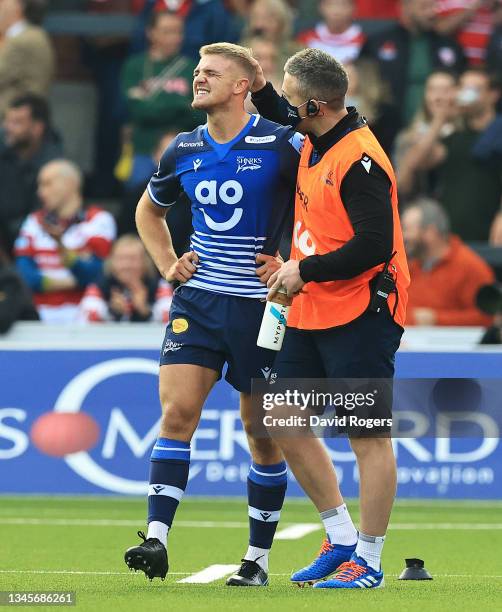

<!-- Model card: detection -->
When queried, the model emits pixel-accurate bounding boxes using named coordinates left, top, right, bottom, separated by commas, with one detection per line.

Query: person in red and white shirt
left=297, top=0, right=366, bottom=64
left=79, top=234, right=173, bottom=323
left=14, top=159, right=116, bottom=322
left=354, top=0, right=400, bottom=19
left=436, top=0, right=498, bottom=65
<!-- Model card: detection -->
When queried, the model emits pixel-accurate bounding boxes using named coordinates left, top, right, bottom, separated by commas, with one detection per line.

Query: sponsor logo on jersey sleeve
left=244, top=135, right=276, bottom=144
left=178, top=141, right=205, bottom=148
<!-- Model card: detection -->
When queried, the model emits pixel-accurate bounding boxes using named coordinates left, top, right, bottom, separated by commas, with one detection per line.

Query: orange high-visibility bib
left=289, top=124, right=409, bottom=330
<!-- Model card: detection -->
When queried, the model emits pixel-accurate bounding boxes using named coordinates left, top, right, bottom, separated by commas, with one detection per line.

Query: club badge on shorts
left=172, top=318, right=189, bottom=334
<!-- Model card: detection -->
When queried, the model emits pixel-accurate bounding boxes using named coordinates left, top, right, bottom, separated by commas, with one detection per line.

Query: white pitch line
left=1, top=518, right=502, bottom=530
left=275, top=523, right=320, bottom=540
left=0, top=518, right=248, bottom=528
left=177, top=565, right=240, bottom=584
left=0, top=570, right=187, bottom=576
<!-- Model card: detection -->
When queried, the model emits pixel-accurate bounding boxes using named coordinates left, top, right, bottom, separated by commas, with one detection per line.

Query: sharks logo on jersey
left=148, top=115, right=302, bottom=298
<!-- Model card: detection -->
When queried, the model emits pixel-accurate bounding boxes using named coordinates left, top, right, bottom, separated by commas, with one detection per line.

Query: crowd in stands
left=0, top=0, right=501, bottom=336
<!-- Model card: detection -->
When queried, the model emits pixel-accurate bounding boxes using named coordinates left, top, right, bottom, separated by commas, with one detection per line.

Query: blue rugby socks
left=147, top=437, right=191, bottom=547
left=244, top=461, right=288, bottom=572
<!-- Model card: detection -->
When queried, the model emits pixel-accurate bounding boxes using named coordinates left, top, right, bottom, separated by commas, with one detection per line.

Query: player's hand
left=267, top=259, right=305, bottom=298
left=165, top=251, right=199, bottom=283
left=256, top=253, right=283, bottom=284
left=489, top=211, right=502, bottom=246
left=249, top=57, right=267, bottom=93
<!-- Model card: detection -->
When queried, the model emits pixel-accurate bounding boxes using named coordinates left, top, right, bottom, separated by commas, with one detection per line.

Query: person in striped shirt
left=435, top=0, right=498, bottom=66
left=297, top=0, right=366, bottom=65
left=124, top=42, right=302, bottom=586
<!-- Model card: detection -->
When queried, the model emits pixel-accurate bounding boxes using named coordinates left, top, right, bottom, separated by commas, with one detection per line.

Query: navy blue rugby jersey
left=147, top=113, right=303, bottom=298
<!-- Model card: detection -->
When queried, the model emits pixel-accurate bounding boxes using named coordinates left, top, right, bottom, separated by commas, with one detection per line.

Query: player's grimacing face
left=192, top=55, right=248, bottom=110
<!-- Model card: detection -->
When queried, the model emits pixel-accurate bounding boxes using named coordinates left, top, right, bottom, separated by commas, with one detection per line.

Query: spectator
left=14, top=159, right=116, bottom=322
left=243, top=0, right=300, bottom=64
left=362, top=0, right=465, bottom=130
left=117, top=130, right=192, bottom=256
left=0, top=251, right=38, bottom=333
left=0, top=95, right=63, bottom=253
left=117, top=130, right=179, bottom=236
left=83, top=0, right=133, bottom=198
left=297, top=0, right=366, bottom=64
left=344, top=58, right=396, bottom=153
left=487, top=2, right=502, bottom=80
left=130, top=0, right=240, bottom=59
left=394, top=70, right=459, bottom=199
left=402, top=197, right=495, bottom=326
left=410, top=68, right=501, bottom=242
left=79, top=234, right=173, bottom=323
left=121, top=10, right=200, bottom=188
left=243, top=36, right=283, bottom=111
left=355, top=0, right=399, bottom=18
left=0, top=0, right=55, bottom=115
left=435, top=0, right=497, bottom=66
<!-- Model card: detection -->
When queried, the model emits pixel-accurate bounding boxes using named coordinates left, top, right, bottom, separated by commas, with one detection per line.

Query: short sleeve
left=147, top=138, right=181, bottom=208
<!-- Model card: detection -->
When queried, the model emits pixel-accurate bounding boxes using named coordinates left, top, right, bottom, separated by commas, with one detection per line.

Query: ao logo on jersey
left=195, top=179, right=244, bottom=231
left=294, top=220, right=316, bottom=256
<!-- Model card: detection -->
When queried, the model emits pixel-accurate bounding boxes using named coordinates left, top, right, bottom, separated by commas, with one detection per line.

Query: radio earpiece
left=306, top=99, right=321, bottom=117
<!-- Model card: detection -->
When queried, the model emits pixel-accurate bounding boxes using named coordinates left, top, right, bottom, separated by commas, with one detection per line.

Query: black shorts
left=273, top=309, right=403, bottom=379
left=160, top=286, right=276, bottom=394
left=272, top=309, right=404, bottom=434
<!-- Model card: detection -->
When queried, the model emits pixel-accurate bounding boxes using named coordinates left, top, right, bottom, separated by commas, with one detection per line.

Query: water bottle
left=257, top=287, right=293, bottom=351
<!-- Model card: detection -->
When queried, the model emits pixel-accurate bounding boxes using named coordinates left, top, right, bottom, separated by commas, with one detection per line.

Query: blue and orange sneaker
left=290, top=539, right=356, bottom=586
left=313, top=554, right=384, bottom=589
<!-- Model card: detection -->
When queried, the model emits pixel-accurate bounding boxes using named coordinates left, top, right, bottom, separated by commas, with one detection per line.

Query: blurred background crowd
left=0, top=0, right=501, bottom=340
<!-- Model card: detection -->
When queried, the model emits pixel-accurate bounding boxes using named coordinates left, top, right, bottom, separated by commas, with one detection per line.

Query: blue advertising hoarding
left=0, top=349, right=501, bottom=499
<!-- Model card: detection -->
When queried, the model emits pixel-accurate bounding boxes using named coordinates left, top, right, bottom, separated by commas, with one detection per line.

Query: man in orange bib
left=250, top=48, right=410, bottom=589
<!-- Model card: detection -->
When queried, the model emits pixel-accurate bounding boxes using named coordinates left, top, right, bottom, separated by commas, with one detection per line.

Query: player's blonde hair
left=199, top=43, right=256, bottom=83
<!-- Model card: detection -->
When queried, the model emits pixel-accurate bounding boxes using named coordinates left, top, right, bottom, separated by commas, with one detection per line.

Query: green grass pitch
left=1, top=496, right=501, bottom=611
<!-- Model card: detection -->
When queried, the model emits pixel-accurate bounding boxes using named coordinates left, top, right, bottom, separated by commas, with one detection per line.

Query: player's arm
left=256, top=129, right=302, bottom=283
left=137, top=140, right=198, bottom=283
left=249, top=58, right=299, bottom=127
left=136, top=191, right=198, bottom=283
left=299, top=158, right=394, bottom=283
